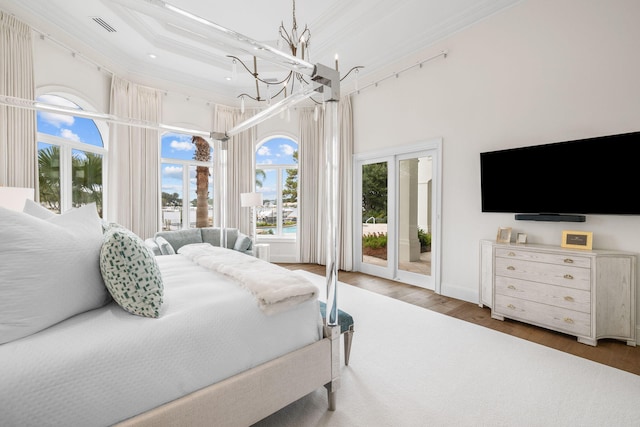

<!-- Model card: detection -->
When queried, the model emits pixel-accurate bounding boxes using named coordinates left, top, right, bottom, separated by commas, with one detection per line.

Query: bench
left=318, top=301, right=354, bottom=366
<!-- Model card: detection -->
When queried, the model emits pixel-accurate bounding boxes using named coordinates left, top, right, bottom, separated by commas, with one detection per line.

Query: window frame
left=255, top=135, right=299, bottom=241
left=160, top=132, right=214, bottom=230
left=35, top=91, right=108, bottom=215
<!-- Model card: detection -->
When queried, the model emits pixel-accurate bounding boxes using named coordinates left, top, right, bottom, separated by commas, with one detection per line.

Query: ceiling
left=0, top=0, right=521, bottom=106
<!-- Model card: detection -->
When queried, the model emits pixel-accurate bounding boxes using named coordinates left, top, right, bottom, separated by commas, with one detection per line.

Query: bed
left=0, top=202, right=340, bottom=426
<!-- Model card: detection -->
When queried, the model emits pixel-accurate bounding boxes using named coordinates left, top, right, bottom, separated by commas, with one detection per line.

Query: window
left=161, top=132, right=213, bottom=230
left=255, top=136, right=298, bottom=238
left=36, top=94, right=106, bottom=216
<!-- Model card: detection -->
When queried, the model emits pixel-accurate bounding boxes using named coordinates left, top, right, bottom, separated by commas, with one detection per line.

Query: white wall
left=352, top=0, right=640, bottom=333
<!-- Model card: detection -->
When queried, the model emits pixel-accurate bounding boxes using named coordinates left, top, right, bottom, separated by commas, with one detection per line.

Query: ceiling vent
left=91, top=17, right=117, bottom=33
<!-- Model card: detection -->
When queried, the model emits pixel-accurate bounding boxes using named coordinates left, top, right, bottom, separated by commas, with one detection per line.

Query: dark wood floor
left=279, top=263, right=640, bottom=376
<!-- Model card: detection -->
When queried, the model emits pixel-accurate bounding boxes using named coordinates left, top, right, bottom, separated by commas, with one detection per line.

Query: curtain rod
left=350, top=50, right=448, bottom=96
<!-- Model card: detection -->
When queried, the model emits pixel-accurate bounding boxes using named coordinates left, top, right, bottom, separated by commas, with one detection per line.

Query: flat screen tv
left=480, top=131, right=640, bottom=221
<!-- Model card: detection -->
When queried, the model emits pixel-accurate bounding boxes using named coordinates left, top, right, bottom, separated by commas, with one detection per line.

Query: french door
left=354, top=140, right=441, bottom=291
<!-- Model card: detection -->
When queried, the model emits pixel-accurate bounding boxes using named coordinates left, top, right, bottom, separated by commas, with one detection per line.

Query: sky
left=36, top=95, right=103, bottom=149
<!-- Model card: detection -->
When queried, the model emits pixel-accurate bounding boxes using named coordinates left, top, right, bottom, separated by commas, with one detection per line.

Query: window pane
left=37, top=142, right=61, bottom=214
left=256, top=137, right=297, bottom=166
left=282, top=168, right=297, bottom=235
left=256, top=169, right=277, bottom=235
left=189, top=165, right=213, bottom=228
left=162, top=133, right=212, bottom=161
left=161, top=163, right=183, bottom=230
left=72, top=149, right=103, bottom=216
left=36, top=95, right=103, bottom=147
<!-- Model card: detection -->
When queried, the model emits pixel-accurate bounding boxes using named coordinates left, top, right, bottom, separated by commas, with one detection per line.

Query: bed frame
left=117, top=325, right=341, bottom=426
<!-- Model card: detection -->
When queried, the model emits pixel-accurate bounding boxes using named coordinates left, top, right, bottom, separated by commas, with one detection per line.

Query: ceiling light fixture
left=227, top=0, right=363, bottom=106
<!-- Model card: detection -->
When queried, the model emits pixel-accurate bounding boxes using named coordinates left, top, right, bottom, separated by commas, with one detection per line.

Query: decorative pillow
left=0, top=203, right=110, bottom=344
left=233, top=234, right=252, bottom=252
left=100, top=226, right=164, bottom=318
left=22, top=199, right=56, bottom=219
left=155, top=236, right=176, bottom=255
left=154, top=228, right=203, bottom=252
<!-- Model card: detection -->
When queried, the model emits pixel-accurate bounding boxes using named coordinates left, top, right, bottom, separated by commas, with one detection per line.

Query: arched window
left=255, top=136, right=298, bottom=238
left=161, top=132, right=213, bottom=230
left=36, top=94, right=106, bottom=216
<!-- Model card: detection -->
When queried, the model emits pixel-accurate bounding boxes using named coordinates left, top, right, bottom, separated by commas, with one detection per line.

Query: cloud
left=280, top=144, right=295, bottom=155
left=257, top=159, right=273, bottom=165
left=170, top=139, right=193, bottom=151
left=60, top=128, right=81, bottom=142
left=36, top=95, right=77, bottom=128
left=257, top=146, right=271, bottom=156
left=163, top=165, right=183, bottom=179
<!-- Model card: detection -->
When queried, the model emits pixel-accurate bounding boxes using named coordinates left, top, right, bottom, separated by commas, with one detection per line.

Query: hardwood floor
left=279, top=263, right=640, bottom=376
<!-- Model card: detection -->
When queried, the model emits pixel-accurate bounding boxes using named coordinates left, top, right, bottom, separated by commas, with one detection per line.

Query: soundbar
left=515, top=213, right=586, bottom=222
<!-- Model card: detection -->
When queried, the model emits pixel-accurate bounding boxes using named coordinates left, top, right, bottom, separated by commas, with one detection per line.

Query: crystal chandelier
left=227, top=0, right=362, bottom=111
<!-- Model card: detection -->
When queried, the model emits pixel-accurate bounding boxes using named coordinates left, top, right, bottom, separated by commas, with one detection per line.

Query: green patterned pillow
left=100, top=226, right=163, bottom=318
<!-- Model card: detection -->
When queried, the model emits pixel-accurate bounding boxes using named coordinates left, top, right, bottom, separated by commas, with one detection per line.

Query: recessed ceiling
left=0, top=0, right=522, bottom=105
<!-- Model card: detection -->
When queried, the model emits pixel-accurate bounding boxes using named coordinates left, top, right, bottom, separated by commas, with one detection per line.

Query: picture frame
left=561, top=230, right=593, bottom=250
left=516, top=233, right=527, bottom=244
left=496, top=227, right=512, bottom=243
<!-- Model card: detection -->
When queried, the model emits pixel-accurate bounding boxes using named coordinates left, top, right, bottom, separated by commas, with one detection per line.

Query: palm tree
left=38, top=146, right=61, bottom=213
left=72, top=151, right=103, bottom=216
left=192, top=136, right=211, bottom=227
left=255, top=168, right=266, bottom=189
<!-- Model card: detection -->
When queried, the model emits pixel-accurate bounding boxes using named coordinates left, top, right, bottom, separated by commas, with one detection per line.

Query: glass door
left=360, top=160, right=391, bottom=274
left=395, top=154, right=433, bottom=287
left=355, top=142, right=440, bottom=291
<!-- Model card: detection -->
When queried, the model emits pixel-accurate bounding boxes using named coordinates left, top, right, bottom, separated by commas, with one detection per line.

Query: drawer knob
left=564, top=296, right=574, bottom=302
left=508, top=285, right=516, bottom=290
left=563, top=274, right=574, bottom=280
left=564, top=317, right=574, bottom=324
left=507, top=266, right=515, bottom=271
left=507, top=304, right=516, bottom=310
left=507, top=252, right=516, bottom=257
left=564, top=258, right=574, bottom=264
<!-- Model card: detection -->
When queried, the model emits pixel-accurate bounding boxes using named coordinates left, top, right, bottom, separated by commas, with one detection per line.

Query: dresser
left=479, top=240, right=636, bottom=346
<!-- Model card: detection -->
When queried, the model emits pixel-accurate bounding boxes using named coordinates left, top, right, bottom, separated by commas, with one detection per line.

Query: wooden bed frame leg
left=324, top=324, right=341, bottom=411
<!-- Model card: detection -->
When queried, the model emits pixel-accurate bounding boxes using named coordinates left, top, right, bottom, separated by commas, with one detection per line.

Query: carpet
left=254, top=271, right=640, bottom=427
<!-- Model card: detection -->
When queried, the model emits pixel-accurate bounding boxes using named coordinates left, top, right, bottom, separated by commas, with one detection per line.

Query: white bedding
left=0, top=254, right=322, bottom=427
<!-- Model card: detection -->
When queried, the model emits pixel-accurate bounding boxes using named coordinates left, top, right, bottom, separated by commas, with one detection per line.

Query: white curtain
left=107, top=76, right=162, bottom=239
left=214, top=105, right=256, bottom=235
left=0, top=12, right=36, bottom=189
left=299, top=96, right=354, bottom=270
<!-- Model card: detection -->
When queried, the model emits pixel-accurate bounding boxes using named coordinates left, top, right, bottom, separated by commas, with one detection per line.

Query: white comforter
left=0, top=255, right=322, bottom=427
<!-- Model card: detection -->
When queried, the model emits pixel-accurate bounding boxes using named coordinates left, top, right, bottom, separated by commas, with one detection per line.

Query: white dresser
left=479, top=240, right=636, bottom=346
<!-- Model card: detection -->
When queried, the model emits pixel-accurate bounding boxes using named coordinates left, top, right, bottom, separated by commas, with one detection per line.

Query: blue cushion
left=318, top=301, right=353, bottom=334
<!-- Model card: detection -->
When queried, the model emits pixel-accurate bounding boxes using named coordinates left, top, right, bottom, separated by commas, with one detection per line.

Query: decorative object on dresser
left=516, top=233, right=527, bottom=244
left=479, top=240, right=636, bottom=347
left=561, top=230, right=593, bottom=250
left=496, top=227, right=512, bottom=243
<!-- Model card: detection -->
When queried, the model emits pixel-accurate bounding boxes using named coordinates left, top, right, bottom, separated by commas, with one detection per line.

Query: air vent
left=91, top=17, right=117, bottom=33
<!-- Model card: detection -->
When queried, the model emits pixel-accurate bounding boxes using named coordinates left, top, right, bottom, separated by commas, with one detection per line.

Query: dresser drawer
left=494, top=294, right=591, bottom=337
left=495, top=276, right=591, bottom=313
left=495, top=248, right=591, bottom=268
left=495, top=257, right=591, bottom=290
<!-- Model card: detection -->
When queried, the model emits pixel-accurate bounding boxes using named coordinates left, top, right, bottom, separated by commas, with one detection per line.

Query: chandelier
left=227, top=0, right=363, bottom=110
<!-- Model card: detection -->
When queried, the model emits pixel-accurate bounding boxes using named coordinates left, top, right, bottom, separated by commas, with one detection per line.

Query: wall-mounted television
left=480, top=131, right=640, bottom=221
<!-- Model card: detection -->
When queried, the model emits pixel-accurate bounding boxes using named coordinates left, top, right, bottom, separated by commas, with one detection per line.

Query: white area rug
left=254, top=271, right=640, bottom=427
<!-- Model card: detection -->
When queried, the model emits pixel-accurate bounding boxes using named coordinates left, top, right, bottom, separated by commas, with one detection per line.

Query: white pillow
left=22, top=199, right=56, bottom=219
left=155, top=235, right=176, bottom=255
left=0, top=204, right=110, bottom=344
left=100, top=226, right=164, bottom=318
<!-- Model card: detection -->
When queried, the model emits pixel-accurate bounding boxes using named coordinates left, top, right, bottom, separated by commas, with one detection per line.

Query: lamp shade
left=240, top=192, right=263, bottom=207
left=0, top=187, right=34, bottom=211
